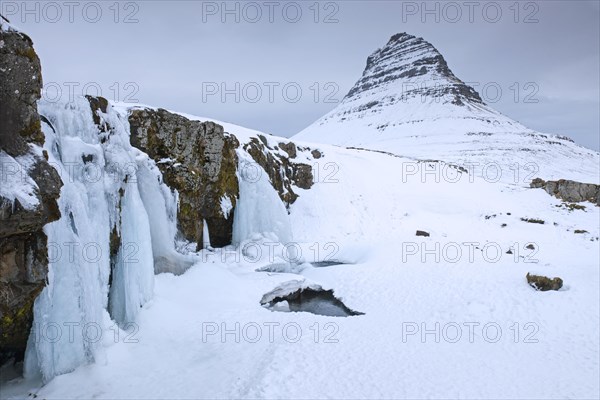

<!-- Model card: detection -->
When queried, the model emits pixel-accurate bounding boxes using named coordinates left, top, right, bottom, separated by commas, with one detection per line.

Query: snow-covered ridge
left=114, top=102, right=301, bottom=148
left=295, top=33, right=600, bottom=184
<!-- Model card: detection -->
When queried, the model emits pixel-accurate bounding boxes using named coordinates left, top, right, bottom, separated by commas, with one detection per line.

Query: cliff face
left=127, top=107, right=318, bottom=248
left=128, top=108, right=240, bottom=249
left=0, top=21, right=62, bottom=364
left=243, top=135, right=316, bottom=206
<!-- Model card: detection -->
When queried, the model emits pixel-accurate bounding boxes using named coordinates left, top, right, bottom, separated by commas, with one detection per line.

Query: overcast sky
left=4, top=0, right=599, bottom=150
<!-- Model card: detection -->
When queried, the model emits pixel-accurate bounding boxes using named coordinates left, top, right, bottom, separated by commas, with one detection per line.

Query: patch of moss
left=19, top=118, right=44, bottom=145
left=15, top=46, right=37, bottom=62
left=0, top=283, right=44, bottom=363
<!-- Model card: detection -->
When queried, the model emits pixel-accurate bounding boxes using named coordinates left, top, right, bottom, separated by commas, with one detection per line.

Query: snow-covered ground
left=2, top=129, right=598, bottom=399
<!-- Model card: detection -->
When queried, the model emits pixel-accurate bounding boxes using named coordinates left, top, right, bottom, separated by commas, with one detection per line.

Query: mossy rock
left=526, top=273, right=563, bottom=291
left=19, top=118, right=44, bottom=145
left=0, top=282, right=44, bottom=364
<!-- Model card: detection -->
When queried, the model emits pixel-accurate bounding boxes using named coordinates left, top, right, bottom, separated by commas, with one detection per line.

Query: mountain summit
left=344, top=32, right=483, bottom=106
left=295, top=33, right=599, bottom=183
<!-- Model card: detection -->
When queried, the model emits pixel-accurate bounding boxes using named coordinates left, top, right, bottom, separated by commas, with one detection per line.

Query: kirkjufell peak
left=295, top=32, right=599, bottom=183
left=346, top=32, right=483, bottom=106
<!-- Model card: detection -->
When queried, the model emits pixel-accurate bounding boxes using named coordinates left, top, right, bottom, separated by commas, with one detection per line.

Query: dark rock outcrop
left=0, top=24, right=44, bottom=154
left=128, top=107, right=318, bottom=249
left=128, top=108, right=239, bottom=249
left=531, top=178, right=600, bottom=206
left=243, top=135, right=315, bottom=206
left=0, top=21, right=62, bottom=364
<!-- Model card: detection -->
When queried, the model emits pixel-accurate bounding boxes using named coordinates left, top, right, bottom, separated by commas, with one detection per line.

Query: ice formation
left=23, top=97, right=186, bottom=382
left=232, top=151, right=293, bottom=245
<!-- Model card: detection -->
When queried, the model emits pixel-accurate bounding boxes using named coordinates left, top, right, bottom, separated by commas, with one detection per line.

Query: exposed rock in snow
left=531, top=178, right=600, bottom=206
left=526, top=273, right=564, bottom=291
left=242, top=135, right=316, bottom=206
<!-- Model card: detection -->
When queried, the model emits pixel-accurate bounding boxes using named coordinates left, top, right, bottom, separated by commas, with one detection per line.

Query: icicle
left=108, top=179, right=154, bottom=326
left=203, top=219, right=211, bottom=249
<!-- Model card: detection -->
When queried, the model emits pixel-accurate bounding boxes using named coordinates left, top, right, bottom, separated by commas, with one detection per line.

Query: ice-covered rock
left=126, top=106, right=320, bottom=247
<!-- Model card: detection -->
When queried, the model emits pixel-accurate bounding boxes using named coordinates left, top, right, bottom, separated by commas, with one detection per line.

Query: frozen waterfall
left=23, top=97, right=187, bottom=382
left=232, top=151, right=293, bottom=245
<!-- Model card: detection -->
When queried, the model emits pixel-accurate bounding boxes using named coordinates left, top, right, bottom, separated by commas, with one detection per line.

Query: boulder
left=526, top=273, right=563, bottom=291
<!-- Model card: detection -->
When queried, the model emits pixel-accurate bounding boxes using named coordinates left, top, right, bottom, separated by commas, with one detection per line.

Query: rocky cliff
left=243, top=134, right=316, bottom=206
left=0, top=20, right=62, bottom=365
left=531, top=178, right=600, bottom=206
left=128, top=108, right=240, bottom=249
left=127, top=107, right=318, bottom=248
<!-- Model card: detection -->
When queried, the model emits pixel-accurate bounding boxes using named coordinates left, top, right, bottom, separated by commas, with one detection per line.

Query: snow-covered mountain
left=295, top=33, right=600, bottom=183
